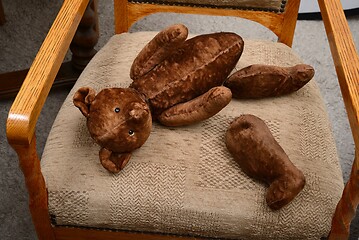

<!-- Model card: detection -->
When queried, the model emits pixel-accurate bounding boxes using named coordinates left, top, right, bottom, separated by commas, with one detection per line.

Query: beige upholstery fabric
left=41, top=31, right=344, bottom=239
left=129, top=0, right=286, bottom=12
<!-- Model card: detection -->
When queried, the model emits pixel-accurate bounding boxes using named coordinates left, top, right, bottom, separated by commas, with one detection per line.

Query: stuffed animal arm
left=157, top=86, right=232, bottom=126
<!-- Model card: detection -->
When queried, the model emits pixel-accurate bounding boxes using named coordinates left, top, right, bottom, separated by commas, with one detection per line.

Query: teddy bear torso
left=130, top=33, right=244, bottom=117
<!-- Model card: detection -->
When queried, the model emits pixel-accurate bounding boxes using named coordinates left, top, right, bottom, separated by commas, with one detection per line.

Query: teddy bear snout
left=128, top=102, right=151, bottom=124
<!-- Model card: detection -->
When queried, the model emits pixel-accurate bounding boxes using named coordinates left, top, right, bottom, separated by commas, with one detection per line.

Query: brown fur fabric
left=225, top=114, right=306, bottom=210
left=130, top=24, right=244, bottom=119
left=73, top=87, right=152, bottom=173
left=224, top=64, right=314, bottom=99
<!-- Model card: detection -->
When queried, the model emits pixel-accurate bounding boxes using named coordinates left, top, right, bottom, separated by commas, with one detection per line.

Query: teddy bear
left=73, top=87, right=152, bottom=173
left=73, top=24, right=314, bottom=174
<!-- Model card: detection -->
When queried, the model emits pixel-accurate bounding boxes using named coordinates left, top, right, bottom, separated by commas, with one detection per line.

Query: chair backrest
left=114, top=0, right=301, bottom=47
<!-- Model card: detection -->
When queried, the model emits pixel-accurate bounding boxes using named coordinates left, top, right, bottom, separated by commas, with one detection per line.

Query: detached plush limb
left=224, top=64, right=314, bottom=99
left=158, top=86, right=232, bottom=127
left=225, top=114, right=305, bottom=210
left=130, top=24, right=188, bottom=79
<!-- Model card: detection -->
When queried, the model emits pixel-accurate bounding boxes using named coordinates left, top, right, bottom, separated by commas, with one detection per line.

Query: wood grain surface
left=318, top=0, right=359, bottom=238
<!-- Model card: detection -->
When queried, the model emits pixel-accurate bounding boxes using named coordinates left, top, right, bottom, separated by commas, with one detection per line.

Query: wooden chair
left=6, top=0, right=359, bottom=239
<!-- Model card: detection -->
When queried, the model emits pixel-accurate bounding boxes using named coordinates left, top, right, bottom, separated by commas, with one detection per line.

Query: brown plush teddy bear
left=73, top=87, right=152, bottom=173
left=73, top=24, right=314, bottom=174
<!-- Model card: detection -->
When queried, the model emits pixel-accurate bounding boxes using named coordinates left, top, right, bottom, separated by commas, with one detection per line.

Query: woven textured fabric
left=41, top=31, right=344, bottom=239
left=128, top=0, right=287, bottom=12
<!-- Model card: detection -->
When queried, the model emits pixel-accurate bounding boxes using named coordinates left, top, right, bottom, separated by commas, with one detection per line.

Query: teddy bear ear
left=73, top=87, right=96, bottom=118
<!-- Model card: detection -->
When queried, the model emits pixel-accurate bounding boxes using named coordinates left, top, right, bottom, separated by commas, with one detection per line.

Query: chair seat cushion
left=41, top=31, right=344, bottom=239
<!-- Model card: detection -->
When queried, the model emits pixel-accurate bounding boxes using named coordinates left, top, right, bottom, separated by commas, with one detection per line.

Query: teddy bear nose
left=128, top=103, right=150, bottom=123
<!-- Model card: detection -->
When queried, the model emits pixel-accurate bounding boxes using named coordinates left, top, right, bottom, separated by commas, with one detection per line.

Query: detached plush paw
left=225, top=114, right=305, bottom=210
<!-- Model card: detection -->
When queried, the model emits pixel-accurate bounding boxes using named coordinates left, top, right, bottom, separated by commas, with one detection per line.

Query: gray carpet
left=1, top=0, right=359, bottom=239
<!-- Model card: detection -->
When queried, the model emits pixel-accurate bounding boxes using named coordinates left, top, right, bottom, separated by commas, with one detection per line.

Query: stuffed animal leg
left=158, top=86, right=232, bottom=126
left=224, top=64, right=314, bottom=99
left=130, top=24, right=188, bottom=80
left=225, top=114, right=305, bottom=210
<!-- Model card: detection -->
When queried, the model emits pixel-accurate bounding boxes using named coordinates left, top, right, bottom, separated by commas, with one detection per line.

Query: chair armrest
left=318, top=0, right=359, bottom=146
left=318, top=0, right=359, bottom=238
left=6, top=0, right=90, bottom=146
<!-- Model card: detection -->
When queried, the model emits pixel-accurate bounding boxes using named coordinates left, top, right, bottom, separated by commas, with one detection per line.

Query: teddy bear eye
left=114, top=107, right=120, bottom=113
left=128, top=130, right=135, bottom=136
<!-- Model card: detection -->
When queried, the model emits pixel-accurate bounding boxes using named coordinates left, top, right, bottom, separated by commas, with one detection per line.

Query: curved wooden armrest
left=6, top=0, right=90, bottom=146
left=319, top=0, right=359, bottom=144
left=318, top=0, right=359, bottom=238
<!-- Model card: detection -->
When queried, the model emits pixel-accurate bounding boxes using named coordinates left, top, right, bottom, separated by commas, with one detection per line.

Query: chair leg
left=70, top=0, right=99, bottom=70
left=328, top=153, right=359, bottom=239
left=0, top=0, right=5, bottom=25
left=0, top=0, right=99, bottom=99
left=10, top=135, right=55, bottom=240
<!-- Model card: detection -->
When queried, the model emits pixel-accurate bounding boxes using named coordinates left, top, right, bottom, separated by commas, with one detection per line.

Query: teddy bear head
left=73, top=87, right=152, bottom=154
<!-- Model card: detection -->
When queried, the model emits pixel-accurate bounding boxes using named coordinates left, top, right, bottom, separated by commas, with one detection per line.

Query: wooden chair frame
left=114, top=0, right=300, bottom=47
left=6, top=0, right=359, bottom=239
